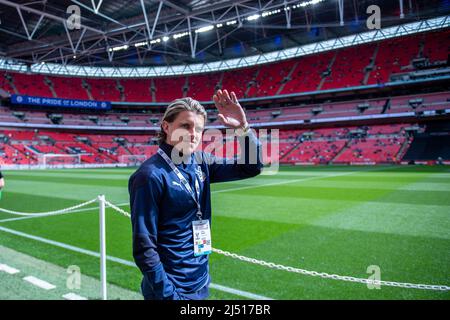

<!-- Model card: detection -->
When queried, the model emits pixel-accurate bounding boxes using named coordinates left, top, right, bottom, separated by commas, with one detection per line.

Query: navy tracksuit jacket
left=129, top=131, right=263, bottom=300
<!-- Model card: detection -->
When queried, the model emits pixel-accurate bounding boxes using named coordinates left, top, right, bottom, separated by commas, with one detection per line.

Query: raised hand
left=213, top=89, right=248, bottom=129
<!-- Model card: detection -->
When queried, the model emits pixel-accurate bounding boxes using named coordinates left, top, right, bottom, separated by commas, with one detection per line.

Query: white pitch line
left=108, top=170, right=377, bottom=203
left=0, top=225, right=272, bottom=300
left=211, top=166, right=392, bottom=195
left=23, top=276, right=56, bottom=290
left=63, top=293, right=88, bottom=300
left=212, top=170, right=365, bottom=194
left=104, top=170, right=375, bottom=206
left=0, top=167, right=385, bottom=224
left=0, top=175, right=334, bottom=223
left=209, top=283, right=272, bottom=300
left=0, top=263, right=20, bottom=274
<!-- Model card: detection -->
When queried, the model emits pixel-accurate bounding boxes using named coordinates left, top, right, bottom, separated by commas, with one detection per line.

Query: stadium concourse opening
left=0, top=0, right=449, bottom=303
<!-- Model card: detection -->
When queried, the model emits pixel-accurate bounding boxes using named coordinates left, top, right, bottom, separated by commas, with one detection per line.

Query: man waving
left=129, top=89, right=263, bottom=300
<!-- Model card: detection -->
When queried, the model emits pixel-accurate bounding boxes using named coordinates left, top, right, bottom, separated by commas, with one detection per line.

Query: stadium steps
left=0, top=245, right=141, bottom=300
left=182, top=76, right=189, bottom=98
left=9, top=144, right=37, bottom=161
left=122, top=145, right=133, bottom=155
left=330, top=140, right=352, bottom=164
left=150, top=78, right=156, bottom=102
left=116, top=80, right=125, bottom=102
left=245, top=66, right=260, bottom=97
left=417, top=38, right=425, bottom=60
left=279, top=141, right=303, bottom=161
left=82, top=143, right=118, bottom=162
left=24, top=145, right=40, bottom=154
left=396, top=137, right=412, bottom=161
left=54, top=143, right=71, bottom=155
left=381, top=98, right=391, bottom=114
left=317, top=51, right=337, bottom=91
left=148, top=80, right=154, bottom=100
left=81, top=79, right=94, bottom=100
left=276, top=61, right=299, bottom=95
left=218, top=71, right=225, bottom=90
left=6, top=76, right=18, bottom=95
left=44, top=76, right=58, bottom=98
left=363, top=43, right=380, bottom=85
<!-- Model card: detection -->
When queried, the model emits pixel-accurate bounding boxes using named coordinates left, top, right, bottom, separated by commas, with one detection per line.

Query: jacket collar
left=159, top=141, right=192, bottom=166
left=159, top=141, right=174, bottom=156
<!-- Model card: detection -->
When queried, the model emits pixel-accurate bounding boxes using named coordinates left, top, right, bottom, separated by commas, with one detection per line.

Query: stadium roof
left=0, top=0, right=448, bottom=68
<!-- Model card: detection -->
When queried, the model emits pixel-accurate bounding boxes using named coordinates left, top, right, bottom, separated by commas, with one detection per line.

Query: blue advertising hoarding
left=11, top=94, right=111, bottom=110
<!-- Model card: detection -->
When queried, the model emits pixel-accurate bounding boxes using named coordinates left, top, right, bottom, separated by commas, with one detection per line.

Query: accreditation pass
left=192, top=219, right=212, bottom=256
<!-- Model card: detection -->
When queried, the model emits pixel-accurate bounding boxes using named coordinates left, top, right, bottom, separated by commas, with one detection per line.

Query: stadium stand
left=0, top=122, right=417, bottom=165
left=0, top=26, right=448, bottom=168
left=0, top=91, right=447, bottom=128
left=1, top=30, right=447, bottom=103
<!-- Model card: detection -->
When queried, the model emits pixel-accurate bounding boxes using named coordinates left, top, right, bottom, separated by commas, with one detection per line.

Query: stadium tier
left=0, top=123, right=418, bottom=166
left=1, top=30, right=448, bottom=102
left=0, top=91, right=448, bottom=127
left=0, top=27, right=449, bottom=168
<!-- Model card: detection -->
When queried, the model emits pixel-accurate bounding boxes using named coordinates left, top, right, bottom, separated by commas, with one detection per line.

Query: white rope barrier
left=103, top=203, right=450, bottom=292
left=104, top=200, right=130, bottom=218
left=212, top=248, right=450, bottom=291
left=1, top=196, right=449, bottom=292
left=0, top=198, right=98, bottom=216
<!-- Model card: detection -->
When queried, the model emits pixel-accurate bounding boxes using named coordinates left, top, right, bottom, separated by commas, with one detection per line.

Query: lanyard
left=157, top=148, right=202, bottom=220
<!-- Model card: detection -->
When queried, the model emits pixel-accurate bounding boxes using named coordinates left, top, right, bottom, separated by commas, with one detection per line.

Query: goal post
left=38, top=154, right=82, bottom=168
left=119, top=154, right=147, bottom=166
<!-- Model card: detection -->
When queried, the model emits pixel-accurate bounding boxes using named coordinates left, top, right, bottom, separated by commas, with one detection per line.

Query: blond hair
left=158, top=97, right=207, bottom=144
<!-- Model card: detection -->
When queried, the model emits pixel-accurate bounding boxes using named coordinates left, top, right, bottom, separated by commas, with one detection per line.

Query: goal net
left=119, top=155, right=147, bottom=166
left=38, top=154, right=81, bottom=168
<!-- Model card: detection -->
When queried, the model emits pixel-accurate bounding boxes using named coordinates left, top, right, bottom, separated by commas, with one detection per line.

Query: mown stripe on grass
left=0, top=245, right=141, bottom=300
left=209, top=223, right=450, bottom=299
left=0, top=192, right=87, bottom=220
left=310, top=201, right=450, bottom=239
left=221, top=185, right=450, bottom=206
left=212, top=194, right=450, bottom=227
left=4, top=180, right=129, bottom=202
left=0, top=226, right=272, bottom=300
left=5, top=172, right=133, bottom=180
left=8, top=175, right=128, bottom=187
left=0, top=228, right=251, bottom=300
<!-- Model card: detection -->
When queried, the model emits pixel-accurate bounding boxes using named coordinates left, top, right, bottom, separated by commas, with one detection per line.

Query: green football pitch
left=0, top=165, right=449, bottom=300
